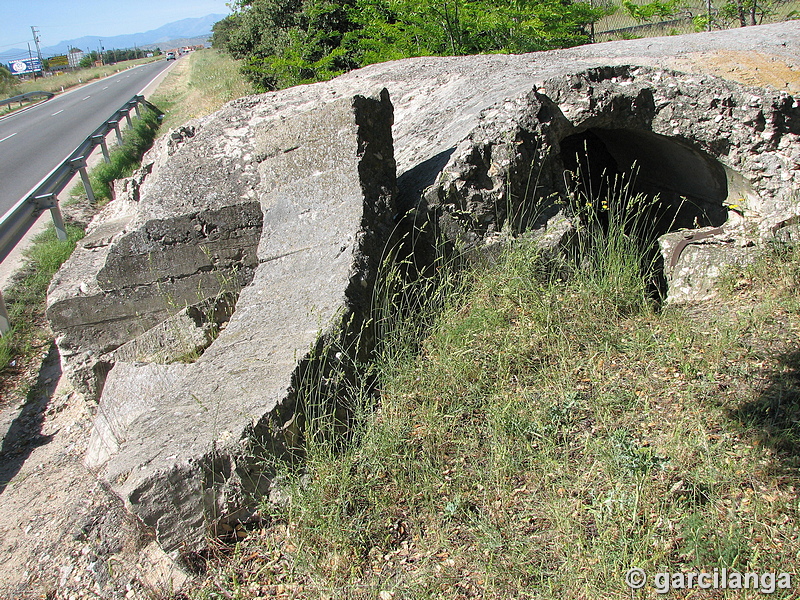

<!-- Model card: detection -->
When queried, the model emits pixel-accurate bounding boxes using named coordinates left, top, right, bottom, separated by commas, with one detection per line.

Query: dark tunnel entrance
left=558, top=127, right=732, bottom=299
left=559, top=127, right=730, bottom=235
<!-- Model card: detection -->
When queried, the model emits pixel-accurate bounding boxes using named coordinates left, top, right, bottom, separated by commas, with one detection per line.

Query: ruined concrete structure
left=47, top=22, right=800, bottom=554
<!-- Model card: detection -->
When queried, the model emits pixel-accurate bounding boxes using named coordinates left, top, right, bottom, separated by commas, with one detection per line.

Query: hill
left=0, top=14, right=224, bottom=62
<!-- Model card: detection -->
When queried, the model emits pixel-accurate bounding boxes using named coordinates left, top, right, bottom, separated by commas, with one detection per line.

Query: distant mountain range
left=1, top=14, right=225, bottom=63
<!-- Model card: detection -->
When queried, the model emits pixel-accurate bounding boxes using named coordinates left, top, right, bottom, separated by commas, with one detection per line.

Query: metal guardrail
left=0, top=94, right=161, bottom=334
left=0, top=91, right=54, bottom=109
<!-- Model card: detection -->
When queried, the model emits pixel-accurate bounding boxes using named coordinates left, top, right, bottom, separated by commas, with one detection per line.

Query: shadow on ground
left=730, top=349, right=800, bottom=474
left=0, top=343, right=60, bottom=495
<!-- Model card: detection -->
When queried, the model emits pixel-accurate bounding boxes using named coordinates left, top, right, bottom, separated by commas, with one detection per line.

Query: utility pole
left=31, top=26, right=44, bottom=73
left=99, top=39, right=104, bottom=65
left=27, top=43, right=36, bottom=80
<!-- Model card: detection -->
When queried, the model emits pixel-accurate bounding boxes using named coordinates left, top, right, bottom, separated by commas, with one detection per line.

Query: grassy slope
left=150, top=49, right=254, bottom=131
left=192, top=218, right=800, bottom=599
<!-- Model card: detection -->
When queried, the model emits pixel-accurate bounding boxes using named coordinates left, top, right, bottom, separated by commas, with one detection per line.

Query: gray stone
left=79, top=90, right=396, bottom=552
left=46, top=22, right=800, bottom=555
left=659, top=224, right=756, bottom=304
left=107, top=293, right=235, bottom=365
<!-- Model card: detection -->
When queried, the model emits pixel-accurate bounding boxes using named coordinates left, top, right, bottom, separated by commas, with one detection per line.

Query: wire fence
left=590, top=0, right=800, bottom=42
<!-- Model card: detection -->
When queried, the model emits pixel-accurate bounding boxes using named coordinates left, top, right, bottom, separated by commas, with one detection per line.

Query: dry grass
left=186, top=224, right=800, bottom=599
left=150, top=49, right=255, bottom=131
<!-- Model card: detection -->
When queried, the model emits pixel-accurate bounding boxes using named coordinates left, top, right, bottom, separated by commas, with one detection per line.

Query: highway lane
left=0, top=59, right=173, bottom=217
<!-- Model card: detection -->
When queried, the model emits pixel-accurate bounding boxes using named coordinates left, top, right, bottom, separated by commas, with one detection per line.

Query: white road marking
left=0, top=132, right=18, bottom=143
left=102, top=86, right=109, bottom=90
left=51, top=109, right=64, bottom=116
left=82, top=95, right=91, bottom=100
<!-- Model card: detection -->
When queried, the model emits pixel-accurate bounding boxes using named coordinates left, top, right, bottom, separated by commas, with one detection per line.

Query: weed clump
left=70, top=108, right=161, bottom=204
left=0, top=224, right=85, bottom=378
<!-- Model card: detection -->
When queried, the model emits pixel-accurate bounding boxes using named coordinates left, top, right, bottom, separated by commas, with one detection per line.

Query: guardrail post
left=71, top=158, right=96, bottom=205
left=0, top=291, right=10, bottom=336
left=50, top=204, right=68, bottom=242
left=134, top=103, right=141, bottom=118
left=93, top=134, right=111, bottom=164
left=125, top=111, right=133, bottom=129
left=32, top=193, right=68, bottom=242
left=78, top=167, right=96, bottom=205
left=111, top=121, right=123, bottom=145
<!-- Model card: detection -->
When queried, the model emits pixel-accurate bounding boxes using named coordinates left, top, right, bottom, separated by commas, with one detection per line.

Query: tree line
left=212, top=0, right=608, bottom=91
left=74, top=48, right=161, bottom=69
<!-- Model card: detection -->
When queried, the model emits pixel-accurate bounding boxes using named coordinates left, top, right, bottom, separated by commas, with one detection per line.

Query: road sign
left=8, top=58, right=43, bottom=75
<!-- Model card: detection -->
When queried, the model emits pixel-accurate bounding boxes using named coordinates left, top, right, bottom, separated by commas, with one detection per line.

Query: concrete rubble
left=50, top=90, right=396, bottom=552
left=44, top=22, right=800, bottom=558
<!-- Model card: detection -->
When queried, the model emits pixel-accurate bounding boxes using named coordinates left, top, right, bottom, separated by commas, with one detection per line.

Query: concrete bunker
left=423, top=64, right=799, bottom=303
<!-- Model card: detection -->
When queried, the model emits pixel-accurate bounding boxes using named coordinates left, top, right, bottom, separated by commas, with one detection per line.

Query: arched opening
left=560, top=128, right=730, bottom=235
left=558, top=128, right=732, bottom=300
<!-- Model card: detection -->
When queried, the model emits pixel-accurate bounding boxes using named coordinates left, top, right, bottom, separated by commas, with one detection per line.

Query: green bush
left=218, top=0, right=609, bottom=91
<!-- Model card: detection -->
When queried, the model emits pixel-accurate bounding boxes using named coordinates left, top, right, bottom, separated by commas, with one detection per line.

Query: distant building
left=68, top=48, right=84, bottom=69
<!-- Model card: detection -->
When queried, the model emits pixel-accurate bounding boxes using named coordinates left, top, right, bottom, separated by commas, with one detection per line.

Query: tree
left=79, top=51, right=99, bottom=69
left=621, top=0, right=680, bottom=22
left=216, top=0, right=606, bottom=91
left=716, top=0, right=774, bottom=26
left=0, top=66, right=16, bottom=97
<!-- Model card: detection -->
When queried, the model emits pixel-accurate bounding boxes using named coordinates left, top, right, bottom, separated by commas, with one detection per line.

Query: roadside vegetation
left=70, top=106, right=162, bottom=204
left=0, top=225, right=85, bottom=388
left=188, top=186, right=800, bottom=598
left=150, top=48, right=255, bottom=130
left=212, top=0, right=609, bottom=91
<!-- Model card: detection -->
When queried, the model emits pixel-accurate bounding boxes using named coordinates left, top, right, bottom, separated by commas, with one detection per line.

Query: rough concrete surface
left=1, top=21, right=798, bottom=599
left=71, top=89, right=397, bottom=553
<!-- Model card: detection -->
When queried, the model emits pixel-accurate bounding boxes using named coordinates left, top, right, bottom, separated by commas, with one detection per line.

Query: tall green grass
left=71, top=106, right=161, bottom=204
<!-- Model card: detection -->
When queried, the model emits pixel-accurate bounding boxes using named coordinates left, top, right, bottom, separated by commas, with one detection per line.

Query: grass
left=69, top=106, right=162, bottom=204
left=151, top=49, right=255, bottom=131
left=0, top=224, right=85, bottom=381
left=187, top=185, right=800, bottom=598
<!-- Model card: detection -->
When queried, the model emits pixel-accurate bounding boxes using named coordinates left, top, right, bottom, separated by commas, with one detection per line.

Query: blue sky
left=1, top=0, right=231, bottom=52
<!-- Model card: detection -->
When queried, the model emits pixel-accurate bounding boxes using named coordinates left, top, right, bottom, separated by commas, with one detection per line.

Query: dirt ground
left=669, top=48, right=800, bottom=95
left=0, top=31, right=798, bottom=600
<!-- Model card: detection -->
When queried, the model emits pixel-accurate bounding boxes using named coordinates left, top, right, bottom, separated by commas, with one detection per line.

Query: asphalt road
left=0, top=59, right=173, bottom=217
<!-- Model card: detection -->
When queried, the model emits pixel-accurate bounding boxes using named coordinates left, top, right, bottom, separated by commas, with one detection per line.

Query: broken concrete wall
left=50, top=90, right=396, bottom=552
left=45, top=24, right=800, bottom=558
left=47, top=132, right=264, bottom=397
left=418, top=65, right=799, bottom=297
